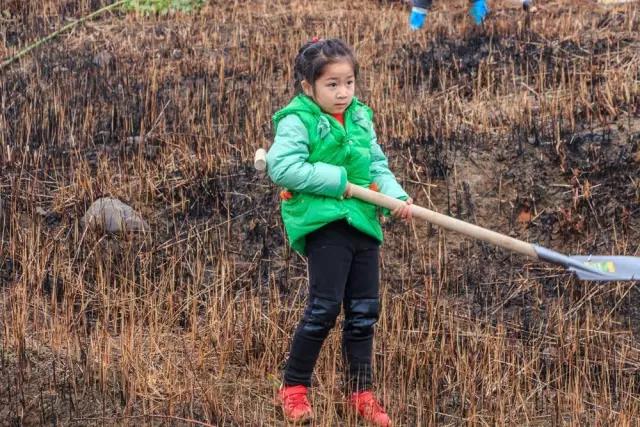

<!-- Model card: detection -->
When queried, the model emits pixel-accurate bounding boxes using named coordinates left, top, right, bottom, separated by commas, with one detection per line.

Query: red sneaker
left=278, top=384, right=313, bottom=423
left=350, top=390, right=392, bottom=427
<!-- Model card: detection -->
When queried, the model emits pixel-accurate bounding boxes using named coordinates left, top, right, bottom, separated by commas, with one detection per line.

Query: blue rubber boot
left=409, top=7, right=428, bottom=31
left=469, top=0, right=489, bottom=25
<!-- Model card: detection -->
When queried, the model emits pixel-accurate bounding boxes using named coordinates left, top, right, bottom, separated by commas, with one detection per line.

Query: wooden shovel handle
left=349, top=183, right=539, bottom=260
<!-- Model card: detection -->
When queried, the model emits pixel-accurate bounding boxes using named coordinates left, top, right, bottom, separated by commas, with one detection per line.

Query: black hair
left=293, top=38, right=358, bottom=94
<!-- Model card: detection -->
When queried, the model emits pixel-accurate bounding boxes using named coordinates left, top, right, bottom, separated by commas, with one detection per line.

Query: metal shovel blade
left=534, top=246, right=640, bottom=281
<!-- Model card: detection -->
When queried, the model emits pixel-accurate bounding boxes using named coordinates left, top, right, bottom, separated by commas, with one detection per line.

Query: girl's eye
left=347, top=81, right=354, bottom=86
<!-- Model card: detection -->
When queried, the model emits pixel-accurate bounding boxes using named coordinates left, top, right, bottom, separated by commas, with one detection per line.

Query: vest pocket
left=282, top=193, right=305, bottom=210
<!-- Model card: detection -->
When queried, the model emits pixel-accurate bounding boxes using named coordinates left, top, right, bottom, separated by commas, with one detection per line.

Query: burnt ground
left=395, top=28, right=640, bottom=331
left=1, top=0, right=640, bottom=424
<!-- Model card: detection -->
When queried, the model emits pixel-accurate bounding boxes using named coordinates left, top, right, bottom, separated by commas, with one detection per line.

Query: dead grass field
left=1, top=0, right=639, bottom=425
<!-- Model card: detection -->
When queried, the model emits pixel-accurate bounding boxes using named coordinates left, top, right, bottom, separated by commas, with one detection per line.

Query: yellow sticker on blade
left=584, top=261, right=616, bottom=273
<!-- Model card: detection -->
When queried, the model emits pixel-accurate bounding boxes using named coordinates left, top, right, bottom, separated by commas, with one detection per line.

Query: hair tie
left=311, top=36, right=321, bottom=43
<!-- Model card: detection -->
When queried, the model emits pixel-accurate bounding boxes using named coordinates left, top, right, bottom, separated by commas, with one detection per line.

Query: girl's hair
left=293, top=38, right=358, bottom=94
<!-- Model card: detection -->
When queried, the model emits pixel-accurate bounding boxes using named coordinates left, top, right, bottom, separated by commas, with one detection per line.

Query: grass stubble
left=1, top=0, right=639, bottom=425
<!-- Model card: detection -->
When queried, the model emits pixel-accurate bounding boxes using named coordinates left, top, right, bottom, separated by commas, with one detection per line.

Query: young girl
left=266, top=38, right=412, bottom=426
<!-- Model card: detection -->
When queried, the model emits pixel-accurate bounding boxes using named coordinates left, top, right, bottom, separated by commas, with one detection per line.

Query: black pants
left=283, top=220, right=381, bottom=391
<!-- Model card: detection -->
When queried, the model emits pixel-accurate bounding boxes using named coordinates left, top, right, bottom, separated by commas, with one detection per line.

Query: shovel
left=254, top=149, right=640, bottom=282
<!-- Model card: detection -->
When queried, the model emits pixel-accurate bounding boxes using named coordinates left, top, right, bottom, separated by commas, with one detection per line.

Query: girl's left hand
left=391, top=198, right=413, bottom=223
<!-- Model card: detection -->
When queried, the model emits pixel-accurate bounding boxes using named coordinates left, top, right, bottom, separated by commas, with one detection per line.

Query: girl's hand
left=343, top=183, right=353, bottom=198
left=391, top=198, right=413, bottom=223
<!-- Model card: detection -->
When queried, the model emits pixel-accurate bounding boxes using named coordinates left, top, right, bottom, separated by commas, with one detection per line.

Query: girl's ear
left=301, top=80, right=313, bottom=97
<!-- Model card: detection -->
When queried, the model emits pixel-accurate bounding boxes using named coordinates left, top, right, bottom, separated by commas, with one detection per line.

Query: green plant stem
left=0, top=0, right=126, bottom=71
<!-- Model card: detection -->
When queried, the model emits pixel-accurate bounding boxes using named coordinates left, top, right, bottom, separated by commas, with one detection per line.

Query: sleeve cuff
left=334, top=166, right=348, bottom=198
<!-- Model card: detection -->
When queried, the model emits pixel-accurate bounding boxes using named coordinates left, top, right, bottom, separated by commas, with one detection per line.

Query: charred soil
left=1, top=0, right=639, bottom=425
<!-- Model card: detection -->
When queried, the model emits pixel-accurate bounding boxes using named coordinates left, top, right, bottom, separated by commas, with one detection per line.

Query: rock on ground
left=82, top=197, right=149, bottom=233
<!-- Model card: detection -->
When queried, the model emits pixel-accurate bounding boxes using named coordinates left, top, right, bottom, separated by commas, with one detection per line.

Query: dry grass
left=1, top=0, right=640, bottom=425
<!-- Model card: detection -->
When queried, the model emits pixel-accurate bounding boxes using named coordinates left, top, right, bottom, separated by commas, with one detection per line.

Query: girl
left=266, top=38, right=412, bottom=426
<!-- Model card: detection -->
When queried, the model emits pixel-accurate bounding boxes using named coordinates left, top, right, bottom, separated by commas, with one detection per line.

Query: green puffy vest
left=268, top=95, right=406, bottom=254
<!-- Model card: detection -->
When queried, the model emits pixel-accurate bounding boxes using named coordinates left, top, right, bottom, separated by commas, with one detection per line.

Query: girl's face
left=302, top=60, right=355, bottom=115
